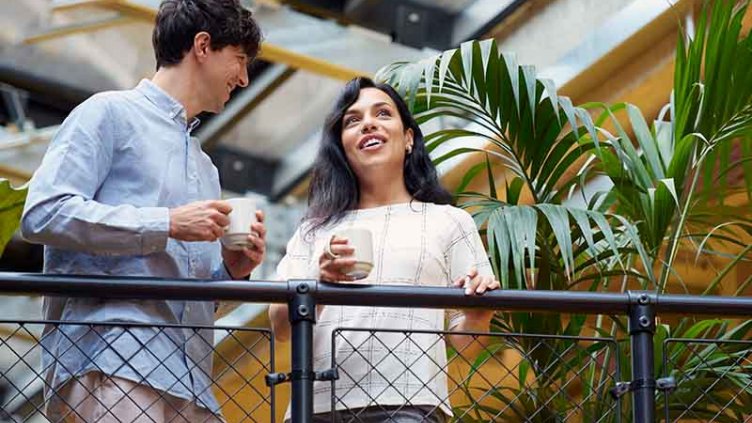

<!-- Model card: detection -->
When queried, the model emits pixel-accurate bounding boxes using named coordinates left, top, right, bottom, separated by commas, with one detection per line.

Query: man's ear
left=193, top=32, right=212, bottom=62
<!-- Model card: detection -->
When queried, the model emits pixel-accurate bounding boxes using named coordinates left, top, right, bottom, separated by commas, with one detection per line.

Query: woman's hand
left=319, top=235, right=358, bottom=282
left=453, top=267, right=500, bottom=323
left=448, top=267, right=501, bottom=355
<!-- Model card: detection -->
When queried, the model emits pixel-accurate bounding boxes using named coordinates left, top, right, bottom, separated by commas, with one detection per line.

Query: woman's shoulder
left=426, top=203, right=476, bottom=225
left=295, top=216, right=356, bottom=239
left=286, top=219, right=324, bottom=247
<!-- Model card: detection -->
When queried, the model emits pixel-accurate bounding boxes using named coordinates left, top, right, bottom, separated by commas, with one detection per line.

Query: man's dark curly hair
left=152, top=0, right=262, bottom=69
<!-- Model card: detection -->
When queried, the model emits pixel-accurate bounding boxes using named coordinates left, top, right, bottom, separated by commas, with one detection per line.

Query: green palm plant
left=0, top=178, right=27, bottom=256
left=449, top=335, right=624, bottom=422
left=376, top=0, right=752, bottom=420
left=591, top=0, right=752, bottom=292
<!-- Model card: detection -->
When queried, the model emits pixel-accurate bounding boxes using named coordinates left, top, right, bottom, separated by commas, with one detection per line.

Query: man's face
left=202, top=44, right=250, bottom=113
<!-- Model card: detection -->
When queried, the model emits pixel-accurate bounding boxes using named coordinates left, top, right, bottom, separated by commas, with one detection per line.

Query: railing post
left=288, top=280, right=317, bottom=423
left=628, top=291, right=657, bottom=423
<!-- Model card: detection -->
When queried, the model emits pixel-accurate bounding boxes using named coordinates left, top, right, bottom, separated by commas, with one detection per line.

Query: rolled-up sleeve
left=21, top=96, right=169, bottom=256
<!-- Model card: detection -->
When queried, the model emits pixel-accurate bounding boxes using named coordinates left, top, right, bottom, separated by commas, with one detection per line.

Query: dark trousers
left=310, top=405, right=449, bottom=423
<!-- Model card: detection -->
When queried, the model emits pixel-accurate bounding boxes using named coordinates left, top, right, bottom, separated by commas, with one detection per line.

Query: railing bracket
left=656, top=376, right=676, bottom=393
left=315, top=368, right=339, bottom=381
left=265, top=372, right=289, bottom=386
left=610, top=378, right=658, bottom=400
left=610, top=381, right=631, bottom=399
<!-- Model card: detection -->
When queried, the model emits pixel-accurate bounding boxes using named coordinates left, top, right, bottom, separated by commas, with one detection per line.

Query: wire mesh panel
left=329, top=328, right=623, bottom=423
left=661, top=338, right=752, bottom=422
left=0, top=321, right=274, bottom=423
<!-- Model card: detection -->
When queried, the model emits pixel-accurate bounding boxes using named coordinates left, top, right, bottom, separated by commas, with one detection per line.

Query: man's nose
left=238, top=65, right=249, bottom=88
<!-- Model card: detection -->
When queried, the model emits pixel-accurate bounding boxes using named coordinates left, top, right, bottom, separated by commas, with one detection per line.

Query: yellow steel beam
left=52, top=0, right=121, bottom=12
left=24, top=16, right=135, bottom=45
left=0, top=164, right=32, bottom=183
left=52, top=0, right=157, bottom=21
left=46, top=0, right=369, bottom=81
left=558, top=0, right=695, bottom=102
left=0, top=323, right=39, bottom=344
left=258, top=43, right=368, bottom=81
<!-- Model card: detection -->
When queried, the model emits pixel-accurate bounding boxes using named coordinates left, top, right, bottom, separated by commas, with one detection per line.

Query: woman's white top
left=277, top=201, right=493, bottom=417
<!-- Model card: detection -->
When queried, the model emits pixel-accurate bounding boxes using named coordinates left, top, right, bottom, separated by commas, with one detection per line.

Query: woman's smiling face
left=340, top=88, right=413, bottom=180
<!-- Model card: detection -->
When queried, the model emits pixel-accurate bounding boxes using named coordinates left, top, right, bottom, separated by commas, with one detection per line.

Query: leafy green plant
left=0, top=178, right=27, bottom=256
left=590, top=0, right=752, bottom=292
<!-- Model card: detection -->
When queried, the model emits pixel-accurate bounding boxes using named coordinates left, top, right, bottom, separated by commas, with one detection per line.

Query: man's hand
left=222, top=210, right=266, bottom=279
left=169, top=200, right=231, bottom=242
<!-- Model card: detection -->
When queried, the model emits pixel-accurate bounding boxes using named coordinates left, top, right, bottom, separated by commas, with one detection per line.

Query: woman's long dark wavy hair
left=305, top=77, right=452, bottom=232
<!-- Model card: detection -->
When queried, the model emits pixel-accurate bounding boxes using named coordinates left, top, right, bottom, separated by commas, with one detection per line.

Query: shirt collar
left=136, top=79, right=200, bottom=130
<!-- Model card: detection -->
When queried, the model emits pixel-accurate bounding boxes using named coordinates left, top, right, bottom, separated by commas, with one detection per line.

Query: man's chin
left=206, top=103, right=225, bottom=114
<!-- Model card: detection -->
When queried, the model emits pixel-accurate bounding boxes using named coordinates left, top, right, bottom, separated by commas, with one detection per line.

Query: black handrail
left=2, top=271, right=752, bottom=423
left=1, top=272, right=752, bottom=316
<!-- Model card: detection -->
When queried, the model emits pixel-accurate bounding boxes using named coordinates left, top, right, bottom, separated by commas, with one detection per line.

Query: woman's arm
left=269, top=303, right=292, bottom=342
left=447, top=270, right=500, bottom=356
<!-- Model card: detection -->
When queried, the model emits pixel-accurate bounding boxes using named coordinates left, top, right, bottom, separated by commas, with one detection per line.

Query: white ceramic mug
left=335, top=227, right=374, bottom=280
left=221, top=198, right=257, bottom=251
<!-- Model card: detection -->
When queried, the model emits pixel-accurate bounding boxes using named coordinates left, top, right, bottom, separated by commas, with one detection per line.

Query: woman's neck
left=357, top=173, right=412, bottom=209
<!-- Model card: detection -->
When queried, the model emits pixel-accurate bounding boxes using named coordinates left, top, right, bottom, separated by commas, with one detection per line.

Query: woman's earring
left=406, top=145, right=413, bottom=155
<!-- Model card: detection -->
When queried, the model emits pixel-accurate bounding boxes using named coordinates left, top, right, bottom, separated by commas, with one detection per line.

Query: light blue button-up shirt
left=21, top=79, right=231, bottom=413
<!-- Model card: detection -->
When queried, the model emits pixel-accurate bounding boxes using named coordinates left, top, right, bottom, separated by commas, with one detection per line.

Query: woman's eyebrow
left=344, top=101, right=392, bottom=117
left=371, top=102, right=391, bottom=109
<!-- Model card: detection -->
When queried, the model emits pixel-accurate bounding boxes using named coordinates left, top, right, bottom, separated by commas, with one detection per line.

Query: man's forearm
left=22, top=197, right=169, bottom=256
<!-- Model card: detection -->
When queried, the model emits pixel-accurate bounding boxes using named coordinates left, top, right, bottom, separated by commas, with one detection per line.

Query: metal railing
left=0, top=321, right=273, bottom=422
left=0, top=272, right=751, bottom=422
left=660, top=337, right=752, bottom=422
left=329, top=328, right=624, bottom=422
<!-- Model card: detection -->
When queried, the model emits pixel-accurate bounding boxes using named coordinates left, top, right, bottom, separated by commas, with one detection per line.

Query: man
left=21, top=1, right=264, bottom=421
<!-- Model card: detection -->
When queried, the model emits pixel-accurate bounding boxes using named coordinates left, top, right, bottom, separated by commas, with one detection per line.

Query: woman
left=269, top=77, right=499, bottom=422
